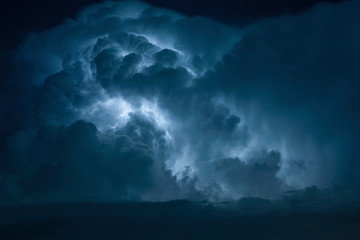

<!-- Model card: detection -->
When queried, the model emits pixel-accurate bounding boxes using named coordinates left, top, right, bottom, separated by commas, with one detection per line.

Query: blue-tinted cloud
left=1, top=0, right=359, bottom=203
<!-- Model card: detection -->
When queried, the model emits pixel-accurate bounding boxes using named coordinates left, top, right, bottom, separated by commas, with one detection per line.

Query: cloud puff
left=201, top=0, right=360, bottom=190
left=1, top=0, right=359, bottom=203
left=1, top=117, right=203, bottom=203
left=1, top=0, right=246, bottom=203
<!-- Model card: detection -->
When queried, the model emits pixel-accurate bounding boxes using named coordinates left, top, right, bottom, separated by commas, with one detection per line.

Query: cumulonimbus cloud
left=1, top=0, right=359, bottom=203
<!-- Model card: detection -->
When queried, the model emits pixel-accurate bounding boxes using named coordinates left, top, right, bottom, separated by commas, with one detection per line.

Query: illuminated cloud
left=1, top=0, right=359, bottom=203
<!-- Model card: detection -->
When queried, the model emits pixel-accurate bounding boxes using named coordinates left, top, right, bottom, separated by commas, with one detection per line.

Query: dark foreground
left=1, top=200, right=360, bottom=240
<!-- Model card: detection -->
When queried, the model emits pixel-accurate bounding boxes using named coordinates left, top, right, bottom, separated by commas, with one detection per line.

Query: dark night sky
left=1, top=0, right=360, bottom=238
left=0, top=0, right=347, bottom=50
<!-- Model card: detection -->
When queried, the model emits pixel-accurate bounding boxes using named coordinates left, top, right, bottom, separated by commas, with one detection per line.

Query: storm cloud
left=1, top=0, right=359, bottom=204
